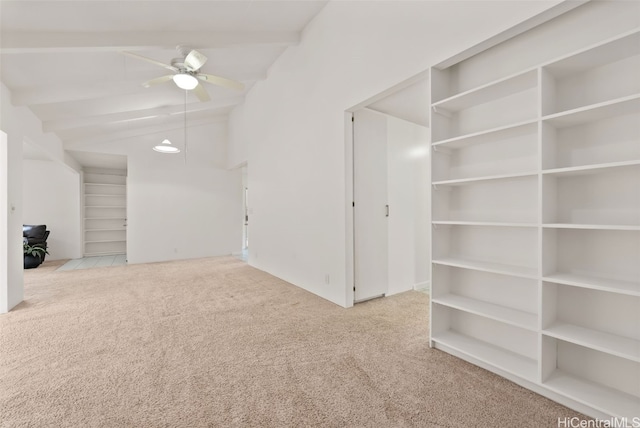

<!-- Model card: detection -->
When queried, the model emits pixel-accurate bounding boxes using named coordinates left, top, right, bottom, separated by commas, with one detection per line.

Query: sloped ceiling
left=0, top=0, right=328, bottom=165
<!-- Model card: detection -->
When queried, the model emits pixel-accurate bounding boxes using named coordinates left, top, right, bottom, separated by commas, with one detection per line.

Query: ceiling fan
left=123, top=46, right=245, bottom=102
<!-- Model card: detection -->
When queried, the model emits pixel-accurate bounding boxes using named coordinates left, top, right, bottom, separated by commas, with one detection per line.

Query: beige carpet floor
left=1, top=256, right=584, bottom=427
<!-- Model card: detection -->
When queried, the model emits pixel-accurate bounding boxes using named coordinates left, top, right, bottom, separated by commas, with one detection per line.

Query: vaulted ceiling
left=0, top=0, right=328, bottom=163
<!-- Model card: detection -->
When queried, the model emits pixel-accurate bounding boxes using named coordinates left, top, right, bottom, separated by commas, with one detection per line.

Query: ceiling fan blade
left=184, top=49, right=207, bottom=72
left=193, top=83, right=211, bottom=102
left=197, top=74, right=245, bottom=91
left=122, top=51, right=178, bottom=72
left=142, top=75, right=174, bottom=88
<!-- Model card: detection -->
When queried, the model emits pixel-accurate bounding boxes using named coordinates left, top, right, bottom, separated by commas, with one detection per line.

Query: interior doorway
left=241, top=165, right=248, bottom=261
left=243, top=186, right=249, bottom=250
left=353, top=109, right=389, bottom=302
left=348, top=73, right=431, bottom=304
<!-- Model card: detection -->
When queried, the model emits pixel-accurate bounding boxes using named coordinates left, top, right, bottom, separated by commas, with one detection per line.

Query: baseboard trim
left=414, top=281, right=430, bottom=292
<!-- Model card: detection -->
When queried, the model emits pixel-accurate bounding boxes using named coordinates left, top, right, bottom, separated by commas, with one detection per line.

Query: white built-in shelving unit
left=83, top=169, right=127, bottom=257
left=430, top=25, right=640, bottom=420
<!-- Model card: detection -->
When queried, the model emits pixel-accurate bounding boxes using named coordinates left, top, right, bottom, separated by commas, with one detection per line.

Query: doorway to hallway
left=348, top=73, right=431, bottom=304
left=239, top=165, right=248, bottom=262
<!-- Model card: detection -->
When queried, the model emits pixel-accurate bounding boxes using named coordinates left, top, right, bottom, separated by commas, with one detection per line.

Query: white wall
left=77, top=122, right=243, bottom=264
left=126, top=159, right=243, bottom=264
left=0, top=130, right=23, bottom=313
left=387, top=116, right=430, bottom=296
left=229, top=0, right=565, bottom=307
left=227, top=105, right=247, bottom=169
left=1, top=82, right=81, bottom=312
left=22, top=159, right=82, bottom=260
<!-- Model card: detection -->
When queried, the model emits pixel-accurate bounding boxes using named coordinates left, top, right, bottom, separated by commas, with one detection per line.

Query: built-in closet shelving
left=430, top=27, right=640, bottom=420
left=83, top=169, right=127, bottom=257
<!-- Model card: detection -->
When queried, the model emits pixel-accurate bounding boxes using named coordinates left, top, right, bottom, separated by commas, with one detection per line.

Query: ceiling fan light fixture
left=173, top=73, right=198, bottom=90
left=153, top=139, right=181, bottom=154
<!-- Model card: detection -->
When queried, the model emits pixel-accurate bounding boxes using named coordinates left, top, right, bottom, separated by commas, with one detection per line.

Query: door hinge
left=353, top=286, right=356, bottom=291
left=351, top=116, right=354, bottom=122
left=352, top=201, right=355, bottom=207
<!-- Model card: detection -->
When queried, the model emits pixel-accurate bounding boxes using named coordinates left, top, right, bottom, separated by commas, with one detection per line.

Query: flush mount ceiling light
left=153, top=139, right=181, bottom=154
left=172, top=73, right=198, bottom=90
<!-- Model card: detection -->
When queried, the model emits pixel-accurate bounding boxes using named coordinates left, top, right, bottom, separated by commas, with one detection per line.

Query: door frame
left=352, top=108, right=390, bottom=303
left=345, top=70, right=429, bottom=306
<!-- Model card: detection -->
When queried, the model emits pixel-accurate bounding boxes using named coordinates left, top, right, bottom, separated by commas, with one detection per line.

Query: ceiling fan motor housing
left=171, top=59, right=188, bottom=73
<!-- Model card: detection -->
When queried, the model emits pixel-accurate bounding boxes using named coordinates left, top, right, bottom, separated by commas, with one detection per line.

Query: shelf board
left=543, top=323, right=640, bottom=363
left=543, top=272, right=640, bottom=297
left=433, top=257, right=538, bottom=280
left=85, top=194, right=126, bottom=197
left=433, top=294, right=537, bottom=331
left=542, top=94, right=640, bottom=128
left=543, top=223, right=640, bottom=231
left=433, top=221, right=537, bottom=228
left=84, top=217, right=127, bottom=220
left=85, top=228, right=126, bottom=232
left=85, top=240, right=126, bottom=244
left=85, top=183, right=125, bottom=187
left=85, top=206, right=126, bottom=208
left=544, top=370, right=640, bottom=420
left=542, top=160, right=640, bottom=177
left=433, top=171, right=537, bottom=186
left=432, top=330, right=537, bottom=382
left=542, top=29, right=640, bottom=79
left=432, top=69, right=537, bottom=112
left=432, top=119, right=537, bottom=148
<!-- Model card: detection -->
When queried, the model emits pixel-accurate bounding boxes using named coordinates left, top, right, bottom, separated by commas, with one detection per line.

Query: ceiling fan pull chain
left=184, top=89, right=188, bottom=165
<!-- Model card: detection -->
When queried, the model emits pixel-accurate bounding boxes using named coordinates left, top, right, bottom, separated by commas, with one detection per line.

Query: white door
left=243, top=186, right=249, bottom=249
left=353, top=109, right=388, bottom=302
left=386, top=116, right=431, bottom=295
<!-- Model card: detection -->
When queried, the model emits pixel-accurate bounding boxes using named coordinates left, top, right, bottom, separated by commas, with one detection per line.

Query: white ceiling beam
left=12, top=75, right=261, bottom=106
left=44, top=96, right=243, bottom=132
left=12, top=81, right=143, bottom=107
left=63, top=116, right=227, bottom=150
left=0, top=31, right=300, bottom=54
